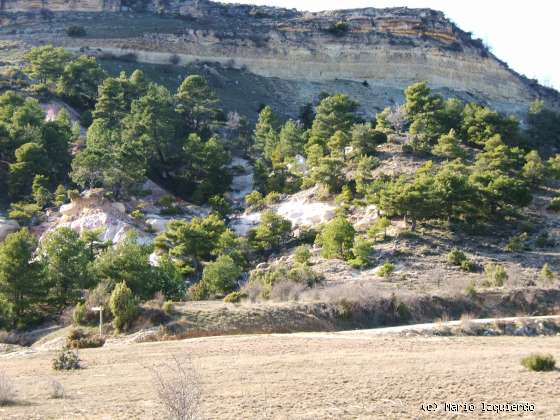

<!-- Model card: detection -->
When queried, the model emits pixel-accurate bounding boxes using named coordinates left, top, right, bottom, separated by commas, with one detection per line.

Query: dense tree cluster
left=258, top=81, right=559, bottom=233
left=2, top=44, right=560, bottom=330
left=25, top=45, right=106, bottom=108
left=0, top=91, right=74, bottom=222
left=0, top=228, right=183, bottom=330
left=71, top=71, right=231, bottom=201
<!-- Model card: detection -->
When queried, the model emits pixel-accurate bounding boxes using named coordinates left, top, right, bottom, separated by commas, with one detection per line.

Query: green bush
left=368, top=217, right=391, bottom=241
left=202, top=255, right=241, bottom=296
left=460, top=259, right=476, bottom=272
left=157, top=196, right=183, bottom=216
left=264, top=191, right=281, bottom=205
left=52, top=348, right=80, bottom=370
left=447, top=248, right=475, bottom=271
left=208, top=195, right=232, bottom=219
left=317, top=215, right=355, bottom=259
left=348, top=236, right=372, bottom=268
left=506, top=232, right=529, bottom=252
left=396, top=301, right=411, bottom=321
left=484, top=263, right=508, bottom=287
left=540, top=263, right=554, bottom=284
left=335, top=185, right=353, bottom=205
left=249, top=262, right=322, bottom=299
left=447, top=248, right=467, bottom=265
left=53, top=185, right=68, bottom=207
left=548, top=197, right=560, bottom=211
left=8, top=202, right=42, bottom=225
left=294, top=245, right=311, bottom=265
left=250, top=210, right=292, bottom=252
left=109, top=282, right=138, bottom=332
left=162, top=300, right=175, bottom=315
left=188, top=282, right=207, bottom=301
left=245, top=191, right=264, bottom=210
left=223, top=291, right=247, bottom=303
left=72, top=302, right=86, bottom=326
left=377, top=262, right=395, bottom=277
left=521, top=353, right=556, bottom=372
left=130, top=209, right=144, bottom=220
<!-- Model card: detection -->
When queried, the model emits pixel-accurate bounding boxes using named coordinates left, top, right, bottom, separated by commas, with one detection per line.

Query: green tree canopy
left=250, top=210, right=292, bottom=252
left=57, top=55, right=107, bottom=108
left=155, top=214, right=227, bottom=271
left=0, top=228, right=45, bottom=329
left=317, top=215, right=356, bottom=259
left=39, top=227, right=92, bottom=307
left=201, top=255, right=241, bottom=296
left=175, top=75, right=219, bottom=133
left=24, top=45, right=71, bottom=84
left=306, top=94, right=359, bottom=152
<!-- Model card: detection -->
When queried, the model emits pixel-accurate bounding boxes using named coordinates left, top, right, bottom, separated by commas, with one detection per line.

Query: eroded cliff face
left=0, top=0, right=558, bottom=114
left=0, top=0, right=120, bottom=12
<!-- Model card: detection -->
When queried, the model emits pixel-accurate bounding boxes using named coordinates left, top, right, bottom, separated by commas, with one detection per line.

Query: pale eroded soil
left=1, top=333, right=560, bottom=419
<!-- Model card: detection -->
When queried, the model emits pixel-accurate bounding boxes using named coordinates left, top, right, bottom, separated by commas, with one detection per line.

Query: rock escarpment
left=0, top=0, right=558, bottom=114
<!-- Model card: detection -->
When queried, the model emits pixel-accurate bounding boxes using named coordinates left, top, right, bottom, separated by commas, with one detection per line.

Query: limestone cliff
left=0, top=0, right=558, bottom=115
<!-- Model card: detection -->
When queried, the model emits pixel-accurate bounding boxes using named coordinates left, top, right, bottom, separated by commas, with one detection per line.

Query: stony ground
left=1, top=331, right=559, bottom=419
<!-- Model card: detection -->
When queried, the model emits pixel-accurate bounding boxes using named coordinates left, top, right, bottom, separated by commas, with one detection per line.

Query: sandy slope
left=1, top=330, right=560, bottom=419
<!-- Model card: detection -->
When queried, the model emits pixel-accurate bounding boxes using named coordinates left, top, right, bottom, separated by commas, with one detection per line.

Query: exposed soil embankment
left=153, top=287, right=560, bottom=340
left=4, top=288, right=558, bottom=349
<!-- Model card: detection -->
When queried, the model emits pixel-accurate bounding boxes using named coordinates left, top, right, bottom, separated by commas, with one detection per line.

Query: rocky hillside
left=0, top=0, right=558, bottom=117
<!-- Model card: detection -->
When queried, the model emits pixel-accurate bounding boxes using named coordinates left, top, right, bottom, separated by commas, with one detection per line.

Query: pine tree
left=110, top=281, right=137, bottom=332
left=32, top=174, right=52, bottom=208
left=317, top=215, right=356, bottom=259
left=0, top=229, right=45, bottom=329
left=24, top=45, right=71, bottom=84
left=57, top=55, right=107, bottom=108
left=521, top=150, right=545, bottom=184
left=432, top=129, right=465, bottom=159
left=175, top=75, right=219, bottom=132
left=306, top=94, right=358, bottom=151
left=40, top=227, right=91, bottom=307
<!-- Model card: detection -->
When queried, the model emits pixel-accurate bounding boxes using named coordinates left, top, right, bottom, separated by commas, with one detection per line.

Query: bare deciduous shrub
left=242, top=281, right=265, bottom=303
left=459, top=313, right=481, bottom=335
left=0, top=370, right=15, bottom=406
left=269, top=280, right=307, bottom=302
left=385, top=105, right=407, bottom=133
left=226, top=111, right=241, bottom=130
left=151, top=356, right=201, bottom=420
left=149, top=291, right=166, bottom=309
left=48, top=379, right=64, bottom=399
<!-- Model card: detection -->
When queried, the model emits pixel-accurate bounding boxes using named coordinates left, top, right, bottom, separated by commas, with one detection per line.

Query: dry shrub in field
left=48, top=379, right=64, bottom=399
left=269, top=280, right=307, bottom=302
left=459, top=313, right=481, bottom=335
left=0, top=370, right=15, bottom=406
left=52, top=348, right=80, bottom=371
left=66, top=328, right=105, bottom=349
left=151, top=356, right=201, bottom=420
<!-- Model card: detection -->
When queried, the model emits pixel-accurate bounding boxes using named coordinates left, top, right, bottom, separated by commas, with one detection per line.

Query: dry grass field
left=1, top=332, right=559, bottom=419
